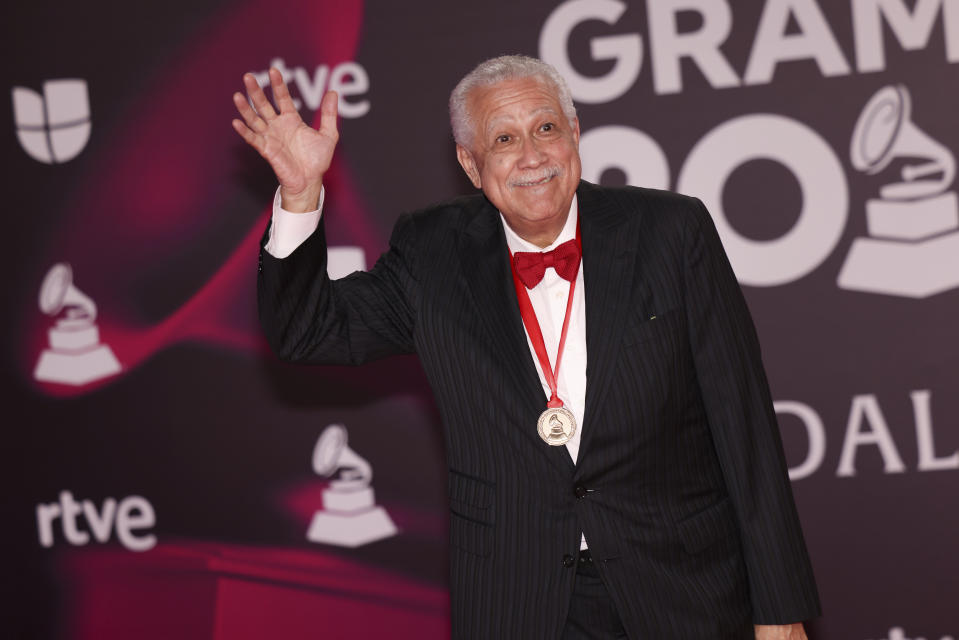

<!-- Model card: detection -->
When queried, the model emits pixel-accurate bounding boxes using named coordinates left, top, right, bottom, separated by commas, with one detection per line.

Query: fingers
left=318, top=90, right=339, bottom=140
left=232, top=91, right=264, bottom=132
left=269, top=68, right=298, bottom=114
left=231, top=118, right=261, bottom=151
left=243, top=72, right=277, bottom=120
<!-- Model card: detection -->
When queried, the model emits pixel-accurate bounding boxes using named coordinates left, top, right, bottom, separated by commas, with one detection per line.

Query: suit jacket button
left=574, top=486, right=588, bottom=499
left=562, top=554, right=575, bottom=568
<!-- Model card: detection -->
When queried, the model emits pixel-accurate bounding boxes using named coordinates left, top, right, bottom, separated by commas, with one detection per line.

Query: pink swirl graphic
left=26, top=0, right=377, bottom=396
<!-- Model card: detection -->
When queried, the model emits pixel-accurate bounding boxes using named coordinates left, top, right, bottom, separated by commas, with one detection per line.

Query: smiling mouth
left=510, top=168, right=562, bottom=188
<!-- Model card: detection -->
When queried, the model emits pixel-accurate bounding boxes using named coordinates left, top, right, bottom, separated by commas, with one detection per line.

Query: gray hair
left=449, top=55, right=577, bottom=149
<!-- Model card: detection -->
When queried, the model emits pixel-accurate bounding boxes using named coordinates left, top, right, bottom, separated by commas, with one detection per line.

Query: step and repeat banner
left=3, top=0, right=957, bottom=638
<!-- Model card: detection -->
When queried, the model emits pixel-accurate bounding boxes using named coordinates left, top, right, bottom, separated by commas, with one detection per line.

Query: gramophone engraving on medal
left=537, top=407, right=576, bottom=446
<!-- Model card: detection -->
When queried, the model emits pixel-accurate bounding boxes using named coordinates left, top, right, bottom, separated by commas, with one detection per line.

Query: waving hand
left=232, top=68, right=338, bottom=212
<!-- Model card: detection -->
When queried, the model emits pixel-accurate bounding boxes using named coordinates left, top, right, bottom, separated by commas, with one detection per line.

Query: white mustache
left=508, top=166, right=563, bottom=188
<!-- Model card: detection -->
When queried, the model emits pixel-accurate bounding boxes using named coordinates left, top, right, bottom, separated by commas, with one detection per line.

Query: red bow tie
left=512, top=238, right=581, bottom=289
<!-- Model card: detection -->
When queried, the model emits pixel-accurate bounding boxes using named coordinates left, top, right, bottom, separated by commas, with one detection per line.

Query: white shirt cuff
left=264, top=185, right=324, bottom=258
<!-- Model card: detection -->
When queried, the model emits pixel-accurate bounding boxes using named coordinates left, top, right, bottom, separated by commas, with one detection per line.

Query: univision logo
left=12, top=79, right=91, bottom=164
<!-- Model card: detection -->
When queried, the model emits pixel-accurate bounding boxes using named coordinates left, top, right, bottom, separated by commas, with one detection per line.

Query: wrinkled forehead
left=469, top=77, right=563, bottom=131
left=484, top=105, right=562, bottom=134
left=469, top=75, right=560, bottom=108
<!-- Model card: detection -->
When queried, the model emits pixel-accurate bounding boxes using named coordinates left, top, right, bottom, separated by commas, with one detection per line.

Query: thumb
left=318, top=90, right=339, bottom=139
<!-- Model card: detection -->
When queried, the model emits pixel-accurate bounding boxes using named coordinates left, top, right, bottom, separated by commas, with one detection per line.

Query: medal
left=508, top=222, right=582, bottom=447
left=537, top=406, right=577, bottom=446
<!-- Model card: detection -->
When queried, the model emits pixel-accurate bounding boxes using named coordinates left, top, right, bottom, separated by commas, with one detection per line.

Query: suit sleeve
left=682, top=199, right=821, bottom=624
left=257, top=212, right=417, bottom=365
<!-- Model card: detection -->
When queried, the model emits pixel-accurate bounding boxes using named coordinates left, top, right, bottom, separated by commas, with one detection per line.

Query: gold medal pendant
left=508, top=225, right=583, bottom=450
left=537, top=406, right=577, bottom=446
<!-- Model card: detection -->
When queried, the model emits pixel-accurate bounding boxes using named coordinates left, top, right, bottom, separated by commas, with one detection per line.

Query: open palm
left=232, top=68, right=338, bottom=211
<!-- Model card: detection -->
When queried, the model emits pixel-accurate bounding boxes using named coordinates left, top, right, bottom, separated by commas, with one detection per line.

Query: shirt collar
left=500, top=194, right=579, bottom=254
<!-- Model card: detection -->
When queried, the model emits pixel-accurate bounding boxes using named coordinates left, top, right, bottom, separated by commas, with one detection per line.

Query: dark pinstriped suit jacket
left=258, top=180, right=821, bottom=639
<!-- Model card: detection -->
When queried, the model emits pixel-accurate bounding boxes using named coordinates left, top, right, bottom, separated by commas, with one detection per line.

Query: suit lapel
left=577, top=182, right=639, bottom=464
left=459, top=198, right=576, bottom=475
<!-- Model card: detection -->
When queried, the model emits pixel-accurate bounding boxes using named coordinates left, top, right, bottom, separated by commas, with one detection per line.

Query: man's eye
left=496, top=135, right=511, bottom=144
left=541, top=123, right=554, bottom=132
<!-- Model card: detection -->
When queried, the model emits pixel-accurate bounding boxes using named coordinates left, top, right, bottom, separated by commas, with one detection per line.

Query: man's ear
left=571, top=117, right=580, bottom=148
left=456, top=144, right=482, bottom=189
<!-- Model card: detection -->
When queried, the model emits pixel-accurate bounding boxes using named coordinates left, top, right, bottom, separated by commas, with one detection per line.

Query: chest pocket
left=448, top=469, right=494, bottom=558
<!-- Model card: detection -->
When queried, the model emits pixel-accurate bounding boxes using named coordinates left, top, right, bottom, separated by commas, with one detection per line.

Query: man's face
left=456, top=77, right=581, bottom=243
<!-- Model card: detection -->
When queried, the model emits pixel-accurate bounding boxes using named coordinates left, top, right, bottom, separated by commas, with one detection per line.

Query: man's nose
left=517, top=137, right=546, bottom=167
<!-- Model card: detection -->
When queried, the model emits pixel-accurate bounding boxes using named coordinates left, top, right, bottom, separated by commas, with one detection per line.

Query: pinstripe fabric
left=257, top=181, right=821, bottom=639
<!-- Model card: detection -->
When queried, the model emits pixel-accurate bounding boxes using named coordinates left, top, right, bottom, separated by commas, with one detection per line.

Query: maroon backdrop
left=4, top=1, right=958, bottom=638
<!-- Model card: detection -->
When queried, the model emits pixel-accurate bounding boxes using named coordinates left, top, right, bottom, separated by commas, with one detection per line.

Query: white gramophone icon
left=838, top=85, right=959, bottom=297
left=306, top=424, right=398, bottom=547
left=33, top=263, right=122, bottom=385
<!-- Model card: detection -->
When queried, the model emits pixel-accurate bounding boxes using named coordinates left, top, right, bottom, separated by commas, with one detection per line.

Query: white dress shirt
left=500, top=196, right=586, bottom=465
left=264, top=186, right=324, bottom=258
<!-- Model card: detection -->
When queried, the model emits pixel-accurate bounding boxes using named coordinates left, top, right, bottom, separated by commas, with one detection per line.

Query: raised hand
left=232, top=68, right=338, bottom=212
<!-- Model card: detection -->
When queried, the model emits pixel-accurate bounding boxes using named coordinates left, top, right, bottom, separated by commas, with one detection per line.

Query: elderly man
left=233, top=55, right=820, bottom=639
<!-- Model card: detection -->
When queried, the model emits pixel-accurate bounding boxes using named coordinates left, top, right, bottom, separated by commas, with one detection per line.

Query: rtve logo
left=36, top=490, right=157, bottom=552
left=12, top=79, right=91, bottom=164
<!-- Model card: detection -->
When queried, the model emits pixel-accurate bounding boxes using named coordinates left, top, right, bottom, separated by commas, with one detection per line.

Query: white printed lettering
left=853, top=0, right=959, bottom=72
left=744, top=0, right=851, bottom=84
left=676, top=114, right=848, bottom=286
left=35, top=502, right=62, bottom=548
left=82, top=497, right=117, bottom=543
left=35, top=492, right=157, bottom=552
left=647, top=0, right=740, bottom=94
left=911, top=390, right=959, bottom=471
left=539, top=0, right=643, bottom=103
left=837, top=394, right=907, bottom=476
left=775, top=400, right=827, bottom=480
left=60, top=490, right=90, bottom=545
left=115, top=496, right=157, bottom=552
